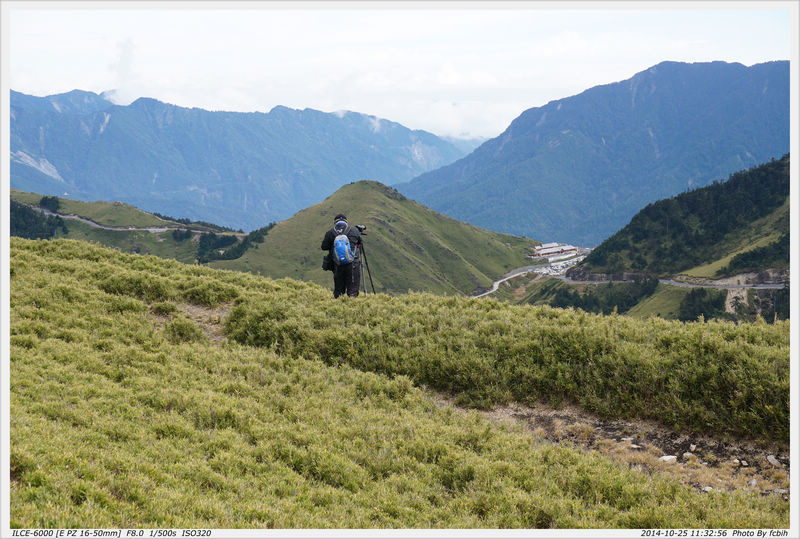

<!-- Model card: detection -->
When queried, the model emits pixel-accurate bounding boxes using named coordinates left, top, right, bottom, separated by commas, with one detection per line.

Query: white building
left=531, top=243, right=578, bottom=258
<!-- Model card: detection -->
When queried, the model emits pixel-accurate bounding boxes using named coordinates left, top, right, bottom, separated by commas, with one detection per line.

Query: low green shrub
left=9, top=238, right=790, bottom=529
left=99, top=272, right=171, bottom=303
left=165, top=317, right=207, bottom=344
left=226, top=292, right=789, bottom=444
left=151, top=302, right=178, bottom=316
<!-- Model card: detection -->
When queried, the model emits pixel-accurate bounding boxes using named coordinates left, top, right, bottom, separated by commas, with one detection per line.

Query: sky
left=3, top=1, right=796, bottom=139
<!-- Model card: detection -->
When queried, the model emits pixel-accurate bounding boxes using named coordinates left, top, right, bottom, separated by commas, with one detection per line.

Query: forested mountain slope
left=571, top=154, right=789, bottom=277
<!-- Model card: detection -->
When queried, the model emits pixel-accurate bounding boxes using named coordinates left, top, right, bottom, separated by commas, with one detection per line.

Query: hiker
left=321, top=213, right=363, bottom=298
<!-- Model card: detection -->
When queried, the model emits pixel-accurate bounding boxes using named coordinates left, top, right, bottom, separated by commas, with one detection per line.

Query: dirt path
left=431, top=394, right=790, bottom=500
left=150, top=302, right=233, bottom=346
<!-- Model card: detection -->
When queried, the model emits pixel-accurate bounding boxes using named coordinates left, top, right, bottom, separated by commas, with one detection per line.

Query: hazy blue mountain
left=441, top=135, right=489, bottom=154
left=10, top=91, right=467, bottom=231
left=10, top=89, right=116, bottom=115
left=396, top=61, right=790, bottom=246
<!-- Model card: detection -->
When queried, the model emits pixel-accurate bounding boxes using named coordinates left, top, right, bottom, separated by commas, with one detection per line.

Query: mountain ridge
left=396, top=60, right=790, bottom=246
left=568, top=154, right=790, bottom=279
left=208, top=179, right=535, bottom=295
left=10, top=90, right=469, bottom=232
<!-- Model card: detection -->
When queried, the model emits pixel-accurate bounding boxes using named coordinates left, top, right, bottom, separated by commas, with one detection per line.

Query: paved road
left=556, top=275, right=785, bottom=290
left=30, top=206, right=244, bottom=236
left=476, top=266, right=786, bottom=298
left=473, top=265, right=544, bottom=298
left=655, top=278, right=785, bottom=290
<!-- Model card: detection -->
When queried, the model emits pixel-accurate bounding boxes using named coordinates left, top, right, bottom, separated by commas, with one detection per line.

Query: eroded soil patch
left=177, top=302, right=232, bottom=345
left=151, top=302, right=233, bottom=346
left=432, top=394, right=790, bottom=500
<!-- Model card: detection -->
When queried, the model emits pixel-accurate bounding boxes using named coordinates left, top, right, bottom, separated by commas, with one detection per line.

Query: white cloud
left=6, top=3, right=794, bottom=138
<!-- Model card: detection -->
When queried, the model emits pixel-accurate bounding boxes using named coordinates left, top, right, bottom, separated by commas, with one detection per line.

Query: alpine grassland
left=10, top=189, right=180, bottom=228
left=10, top=238, right=789, bottom=529
left=209, top=180, right=534, bottom=295
left=11, top=182, right=535, bottom=297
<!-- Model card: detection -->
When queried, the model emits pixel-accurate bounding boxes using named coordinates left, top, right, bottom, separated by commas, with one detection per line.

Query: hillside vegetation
left=11, top=189, right=181, bottom=229
left=210, top=180, right=534, bottom=295
left=10, top=191, right=230, bottom=265
left=576, top=155, right=789, bottom=277
left=492, top=272, right=788, bottom=325
left=11, top=183, right=534, bottom=297
left=10, top=238, right=789, bottom=528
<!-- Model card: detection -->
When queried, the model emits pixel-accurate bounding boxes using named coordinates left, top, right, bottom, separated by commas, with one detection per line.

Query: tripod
left=358, top=243, right=376, bottom=295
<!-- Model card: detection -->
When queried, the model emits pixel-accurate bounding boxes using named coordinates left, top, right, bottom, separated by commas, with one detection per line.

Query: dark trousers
left=333, top=259, right=361, bottom=298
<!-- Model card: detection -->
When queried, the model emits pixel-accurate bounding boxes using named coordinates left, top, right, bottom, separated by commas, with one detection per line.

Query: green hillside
left=11, top=189, right=179, bottom=228
left=10, top=238, right=789, bottom=528
left=573, top=155, right=789, bottom=277
left=11, top=183, right=535, bottom=296
left=210, top=180, right=535, bottom=295
left=618, top=284, right=692, bottom=320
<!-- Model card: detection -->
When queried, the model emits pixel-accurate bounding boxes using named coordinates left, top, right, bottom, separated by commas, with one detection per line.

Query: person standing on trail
left=321, top=213, right=363, bottom=298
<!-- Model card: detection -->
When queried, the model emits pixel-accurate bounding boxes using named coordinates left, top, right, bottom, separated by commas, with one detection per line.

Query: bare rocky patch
left=176, top=302, right=233, bottom=345
left=151, top=302, right=233, bottom=346
left=431, top=394, right=790, bottom=500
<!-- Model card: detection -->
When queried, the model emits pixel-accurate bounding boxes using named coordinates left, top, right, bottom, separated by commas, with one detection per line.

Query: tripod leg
left=362, top=245, right=376, bottom=294
left=361, top=260, right=366, bottom=294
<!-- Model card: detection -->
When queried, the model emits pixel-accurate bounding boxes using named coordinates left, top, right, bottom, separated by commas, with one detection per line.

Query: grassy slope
left=12, top=183, right=534, bottom=296
left=11, top=189, right=203, bottom=264
left=57, top=220, right=200, bottom=264
left=210, top=181, right=535, bottom=295
left=10, top=189, right=178, bottom=228
left=500, top=278, right=689, bottom=321
left=10, top=238, right=789, bottom=528
left=681, top=199, right=789, bottom=278
left=624, top=284, right=691, bottom=320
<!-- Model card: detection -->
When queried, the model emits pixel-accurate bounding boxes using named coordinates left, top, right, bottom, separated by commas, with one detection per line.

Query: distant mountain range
left=396, top=60, right=790, bottom=246
left=11, top=60, right=790, bottom=245
left=10, top=90, right=467, bottom=231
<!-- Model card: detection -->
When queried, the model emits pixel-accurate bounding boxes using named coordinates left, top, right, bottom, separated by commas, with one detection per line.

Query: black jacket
left=321, top=223, right=362, bottom=257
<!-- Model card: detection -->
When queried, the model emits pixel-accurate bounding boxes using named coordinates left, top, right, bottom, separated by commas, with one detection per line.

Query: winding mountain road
left=30, top=205, right=245, bottom=236
left=476, top=265, right=786, bottom=298
left=557, top=276, right=785, bottom=290
left=473, top=265, right=544, bottom=298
